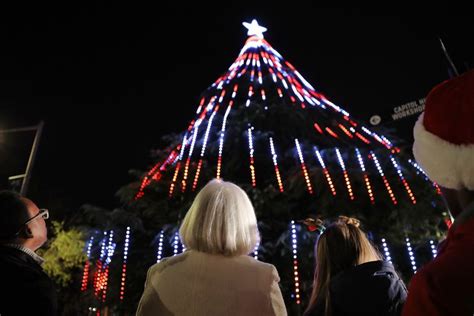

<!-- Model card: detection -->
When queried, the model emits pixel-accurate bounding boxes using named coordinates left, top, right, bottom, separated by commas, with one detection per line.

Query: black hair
left=0, top=191, right=29, bottom=240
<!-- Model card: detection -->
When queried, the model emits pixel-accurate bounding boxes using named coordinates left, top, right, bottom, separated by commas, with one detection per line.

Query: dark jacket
left=0, top=245, right=57, bottom=316
left=306, top=260, right=407, bottom=316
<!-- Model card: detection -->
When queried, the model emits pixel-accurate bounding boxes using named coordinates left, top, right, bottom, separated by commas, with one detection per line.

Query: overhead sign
left=391, top=98, right=425, bottom=121
left=369, top=98, right=426, bottom=126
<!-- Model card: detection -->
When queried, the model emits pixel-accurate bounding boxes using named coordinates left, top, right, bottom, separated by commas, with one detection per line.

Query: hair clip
left=299, top=216, right=326, bottom=234
left=337, top=215, right=360, bottom=228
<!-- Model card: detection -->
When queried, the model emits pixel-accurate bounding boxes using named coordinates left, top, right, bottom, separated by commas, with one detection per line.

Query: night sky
left=0, top=5, right=472, bottom=211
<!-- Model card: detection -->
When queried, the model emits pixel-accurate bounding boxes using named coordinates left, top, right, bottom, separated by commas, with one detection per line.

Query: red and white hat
left=413, top=69, right=474, bottom=190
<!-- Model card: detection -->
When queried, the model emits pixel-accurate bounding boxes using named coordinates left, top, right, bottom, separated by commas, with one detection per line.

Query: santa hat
left=413, top=69, right=474, bottom=190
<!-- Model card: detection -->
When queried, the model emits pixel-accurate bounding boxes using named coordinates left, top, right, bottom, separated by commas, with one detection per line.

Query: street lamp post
left=0, top=121, right=44, bottom=195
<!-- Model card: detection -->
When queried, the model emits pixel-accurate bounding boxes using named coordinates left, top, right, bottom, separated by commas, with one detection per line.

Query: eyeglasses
left=12, top=209, right=49, bottom=237
left=23, top=208, right=49, bottom=225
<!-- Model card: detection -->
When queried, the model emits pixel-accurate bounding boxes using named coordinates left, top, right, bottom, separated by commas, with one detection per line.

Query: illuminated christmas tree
left=118, top=20, right=447, bottom=310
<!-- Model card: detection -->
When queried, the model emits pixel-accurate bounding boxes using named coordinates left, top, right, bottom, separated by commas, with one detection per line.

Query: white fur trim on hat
left=413, top=113, right=474, bottom=190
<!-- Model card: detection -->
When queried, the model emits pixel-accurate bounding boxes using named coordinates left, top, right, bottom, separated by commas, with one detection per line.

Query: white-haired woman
left=136, top=179, right=287, bottom=316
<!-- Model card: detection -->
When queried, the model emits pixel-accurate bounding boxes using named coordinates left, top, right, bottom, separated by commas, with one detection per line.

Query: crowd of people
left=0, top=70, right=472, bottom=315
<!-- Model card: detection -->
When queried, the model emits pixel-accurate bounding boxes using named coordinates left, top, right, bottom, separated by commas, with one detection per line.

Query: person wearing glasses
left=0, top=190, right=57, bottom=316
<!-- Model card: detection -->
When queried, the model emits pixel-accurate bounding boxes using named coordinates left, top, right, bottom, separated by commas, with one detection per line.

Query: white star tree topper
left=242, top=19, right=267, bottom=39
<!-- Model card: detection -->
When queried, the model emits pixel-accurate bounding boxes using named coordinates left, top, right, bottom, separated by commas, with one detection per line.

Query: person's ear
left=19, top=226, right=34, bottom=239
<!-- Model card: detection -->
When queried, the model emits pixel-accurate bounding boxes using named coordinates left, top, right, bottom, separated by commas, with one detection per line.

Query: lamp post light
left=0, top=121, right=44, bottom=195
